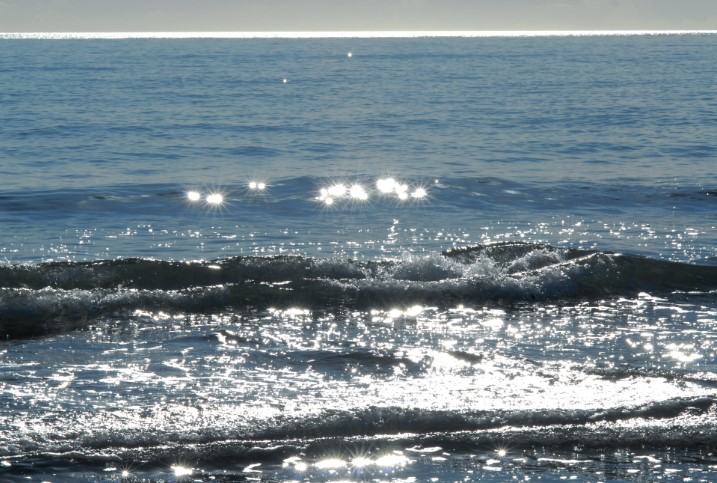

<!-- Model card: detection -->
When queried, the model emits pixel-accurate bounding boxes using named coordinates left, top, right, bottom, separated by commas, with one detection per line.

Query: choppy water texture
left=1, top=33, right=717, bottom=482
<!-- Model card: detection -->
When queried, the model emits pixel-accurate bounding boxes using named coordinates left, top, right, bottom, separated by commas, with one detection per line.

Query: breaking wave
left=2, top=242, right=717, bottom=338
left=5, top=395, right=717, bottom=474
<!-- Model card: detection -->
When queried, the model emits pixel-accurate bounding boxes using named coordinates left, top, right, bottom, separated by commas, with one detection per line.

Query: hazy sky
left=1, top=0, right=716, bottom=32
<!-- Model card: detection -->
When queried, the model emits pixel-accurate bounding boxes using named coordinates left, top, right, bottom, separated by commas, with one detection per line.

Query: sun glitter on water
left=316, top=177, right=429, bottom=207
left=171, top=464, right=193, bottom=477
left=205, top=193, right=223, bottom=205
left=185, top=188, right=229, bottom=213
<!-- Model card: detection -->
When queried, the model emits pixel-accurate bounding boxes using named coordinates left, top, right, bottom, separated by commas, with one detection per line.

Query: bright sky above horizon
left=0, top=0, right=716, bottom=32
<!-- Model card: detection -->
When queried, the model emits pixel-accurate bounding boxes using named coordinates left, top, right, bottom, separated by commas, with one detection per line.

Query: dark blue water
left=1, top=33, right=717, bottom=482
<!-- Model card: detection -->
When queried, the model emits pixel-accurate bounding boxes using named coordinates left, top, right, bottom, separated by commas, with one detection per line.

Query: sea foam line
left=1, top=30, right=716, bottom=40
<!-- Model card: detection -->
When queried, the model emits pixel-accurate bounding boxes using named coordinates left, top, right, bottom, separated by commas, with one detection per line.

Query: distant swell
left=2, top=242, right=717, bottom=339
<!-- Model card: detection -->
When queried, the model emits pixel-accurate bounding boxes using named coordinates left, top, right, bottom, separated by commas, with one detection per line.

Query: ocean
left=1, top=32, right=717, bottom=482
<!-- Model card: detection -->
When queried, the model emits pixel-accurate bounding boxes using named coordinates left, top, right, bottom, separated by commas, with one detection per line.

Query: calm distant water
left=1, top=33, right=717, bottom=482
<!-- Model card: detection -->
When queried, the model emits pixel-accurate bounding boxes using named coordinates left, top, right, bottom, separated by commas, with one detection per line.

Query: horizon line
left=2, top=30, right=717, bottom=39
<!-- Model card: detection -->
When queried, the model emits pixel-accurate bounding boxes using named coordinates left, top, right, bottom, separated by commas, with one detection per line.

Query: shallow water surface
left=1, top=33, right=717, bottom=482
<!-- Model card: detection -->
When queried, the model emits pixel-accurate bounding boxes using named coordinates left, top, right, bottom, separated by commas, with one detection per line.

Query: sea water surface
left=1, top=32, right=717, bottom=482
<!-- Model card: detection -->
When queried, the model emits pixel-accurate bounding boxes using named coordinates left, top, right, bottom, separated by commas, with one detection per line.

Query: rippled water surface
left=1, top=33, right=717, bottom=482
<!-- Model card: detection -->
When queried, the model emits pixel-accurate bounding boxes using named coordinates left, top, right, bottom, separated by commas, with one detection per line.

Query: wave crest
left=2, top=243, right=717, bottom=338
